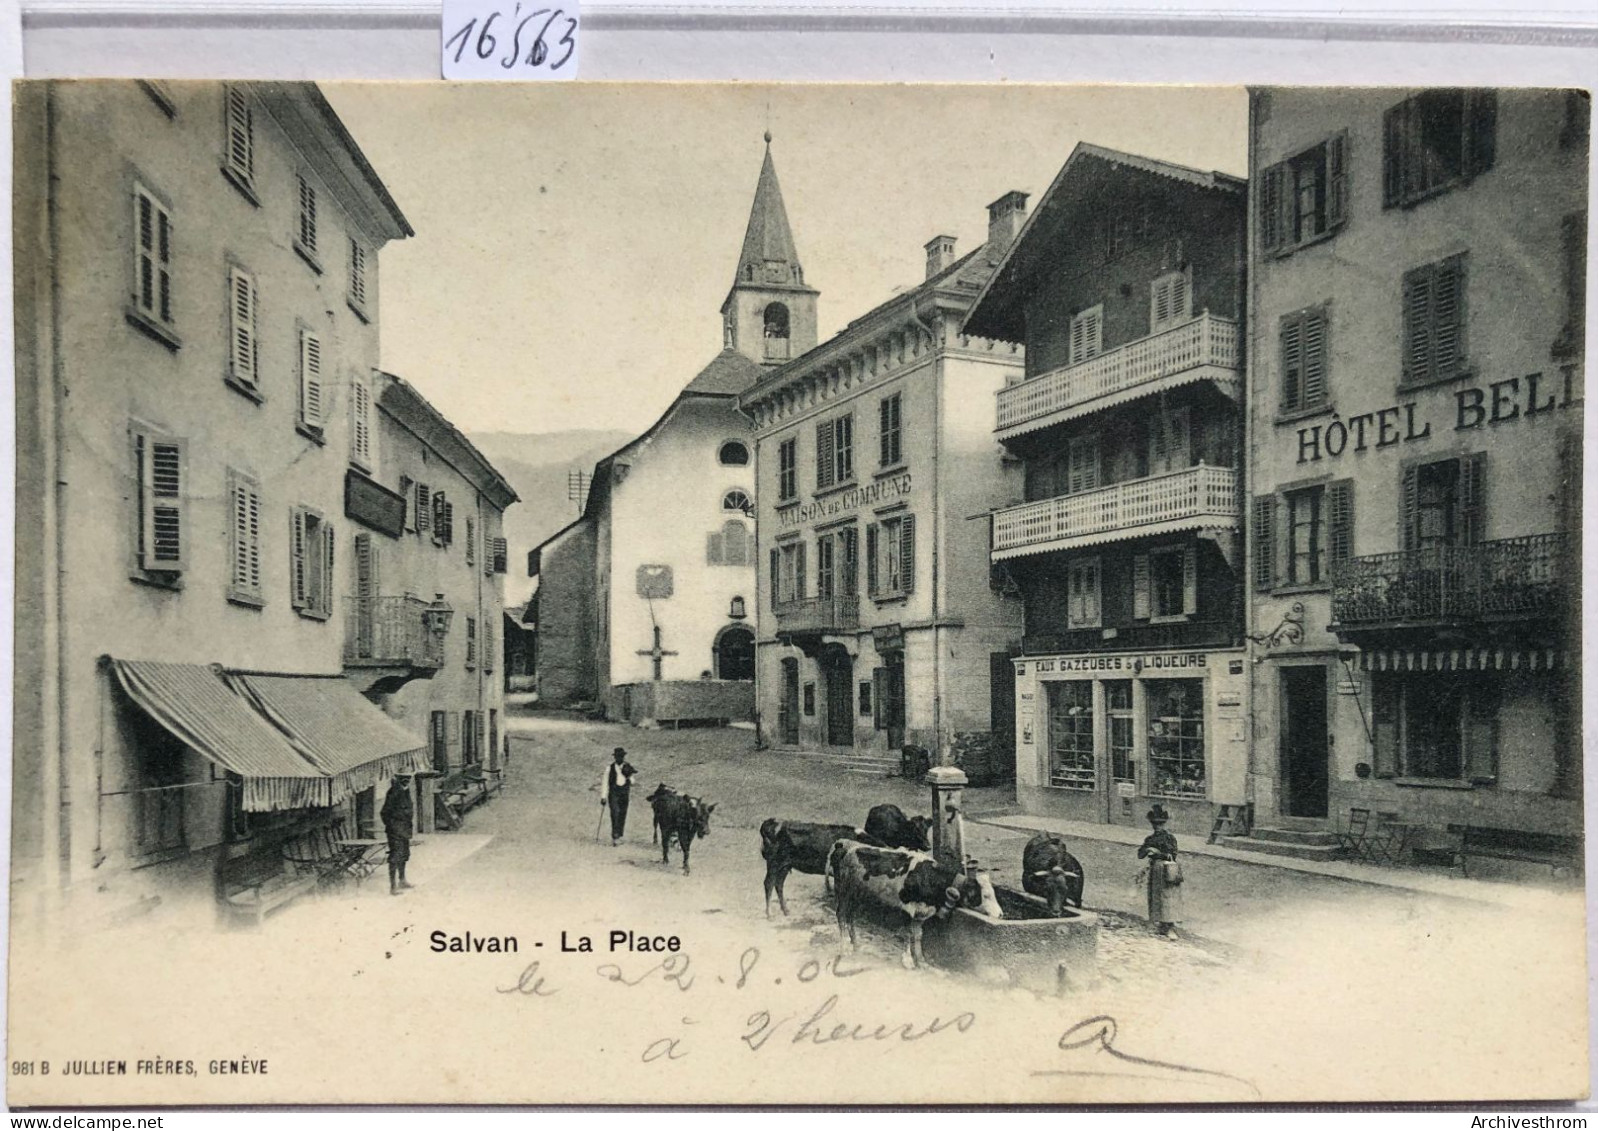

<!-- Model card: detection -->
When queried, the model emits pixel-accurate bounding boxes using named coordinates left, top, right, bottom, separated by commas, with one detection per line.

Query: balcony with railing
left=1330, top=533, right=1571, bottom=633
left=343, top=594, right=446, bottom=671
left=991, top=464, right=1240, bottom=560
left=995, top=314, right=1240, bottom=441
left=773, top=594, right=860, bottom=637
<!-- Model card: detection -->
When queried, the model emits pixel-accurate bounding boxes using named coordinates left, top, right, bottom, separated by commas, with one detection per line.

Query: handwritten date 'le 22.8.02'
left=442, top=3, right=578, bottom=79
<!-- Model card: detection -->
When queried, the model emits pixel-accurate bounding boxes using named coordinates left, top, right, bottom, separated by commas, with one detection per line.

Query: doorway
left=779, top=658, right=800, bottom=745
left=715, top=625, right=755, bottom=681
left=820, top=646, right=855, bottom=747
left=989, top=652, right=1017, bottom=784
left=1280, top=666, right=1330, bottom=819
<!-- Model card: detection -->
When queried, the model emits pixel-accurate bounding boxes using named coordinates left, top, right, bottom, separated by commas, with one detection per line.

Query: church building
left=527, top=136, right=812, bottom=725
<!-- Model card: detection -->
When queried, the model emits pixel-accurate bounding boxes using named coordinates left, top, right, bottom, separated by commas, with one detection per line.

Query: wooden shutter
left=899, top=515, right=916, bottom=594
left=1382, top=102, right=1407, bottom=207
left=476, top=711, right=487, bottom=755
left=1459, top=453, right=1487, bottom=546
left=298, top=175, right=317, bottom=252
left=1301, top=309, right=1328, bottom=408
left=1399, top=464, right=1420, bottom=551
left=836, top=415, right=853, bottom=481
left=354, top=531, right=376, bottom=653
left=1466, top=90, right=1497, bottom=176
left=816, top=420, right=835, bottom=489
left=1081, top=307, right=1102, bottom=360
left=493, top=537, right=509, bottom=573
left=229, top=471, right=261, bottom=597
left=1401, top=266, right=1433, bottom=387
left=1327, top=480, right=1355, bottom=573
left=349, top=238, right=367, bottom=307
left=872, top=668, right=887, bottom=730
left=1464, top=688, right=1499, bottom=784
left=1252, top=495, right=1276, bottom=591
left=443, top=501, right=455, bottom=545
left=1181, top=545, right=1198, bottom=616
left=416, top=484, right=431, bottom=533
left=351, top=375, right=373, bottom=466
left=320, top=520, right=336, bottom=616
left=226, top=85, right=253, bottom=181
left=447, top=710, right=461, bottom=754
left=1326, top=131, right=1349, bottom=229
left=795, top=541, right=807, bottom=600
left=866, top=523, right=880, bottom=596
left=137, top=434, right=186, bottom=571
left=484, top=623, right=495, bottom=672
left=299, top=330, right=324, bottom=427
left=156, top=201, right=173, bottom=324
left=1279, top=314, right=1304, bottom=411
left=769, top=548, right=780, bottom=609
left=1372, top=678, right=1399, bottom=778
left=1067, top=436, right=1100, bottom=494
left=466, top=516, right=476, bottom=565
left=228, top=267, right=257, bottom=386
left=1132, top=553, right=1151, bottom=619
left=135, top=189, right=155, bottom=315
left=1432, top=257, right=1466, bottom=379
left=290, top=508, right=308, bottom=609
left=1261, top=162, right=1285, bottom=252
left=816, top=534, right=833, bottom=598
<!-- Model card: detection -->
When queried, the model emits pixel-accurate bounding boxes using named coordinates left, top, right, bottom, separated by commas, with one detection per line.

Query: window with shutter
left=484, top=622, right=495, bottom=673
left=866, top=524, right=880, bottom=596
left=443, top=501, right=455, bottom=546
left=319, top=518, right=335, bottom=617
left=778, top=438, right=798, bottom=500
left=1181, top=545, right=1198, bottom=615
left=1383, top=89, right=1497, bottom=209
left=466, top=616, right=477, bottom=668
left=492, top=537, right=509, bottom=574
left=1327, top=480, right=1354, bottom=575
left=228, top=267, right=258, bottom=389
left=1066, top=557, right=1101, bottom=628
left=1148, top=546, right=1189, bottom=620
left=299, top=330, right=324, bottom=429
left=131, top=184, right=175, bottom=331
left=290, top=507, right=308, bottom=609
left=1459, top=452, right=1486, bottom=546
left=1279, top=307, right=1330, bottom=413
left=290, top=506, right=333, bottom=617
left=1279, top=316, right=1303, bottom=411
left=899, top=514, right=915, bottom=595
left=466, top=516, right=476, bottom=565
left=349, top=373, right=373, bottom=468
left=1252, top=495, right=1276, bottom=592
left=1260, top=162, right=1285, bottom=253
left=1066, top=436, right=1101, bottom=495
left=1132, top=553, right=1151, bottom=619
left=224, top=85, right=254, bottom=188
left=296, top=175, right=318, bottom=257
left=1149, top=270, right=1192, bottom=333
left=348, top=238, right=368, bottom=314
left=133, top=428, right=187, bottom=575
left=795, top=542, right=807, bottom=600
left=1399, top=464, right=1420, bottom=551
left=226, top=468, right=263, bottom=605
left=816, top=534, right=835, bottom=598
left=879, top=393, right=902, bottom=467
left=1401, top=256, right=1468, bottom=389
left=1372, top=678, right=1399, bottom=778
left=1068, top=305, right=1103, bottom=364
left=416, top=484, right=431, bottom=533
left=1265, top=135, right=1349, bottom=255
left=1285, top=486, right=1326, bottom=586
left=432, top=491, right=447, bottom=544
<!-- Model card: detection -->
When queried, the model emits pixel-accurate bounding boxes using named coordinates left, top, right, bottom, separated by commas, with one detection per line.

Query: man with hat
left=1136, top=804, right=1183, bottom=937
left=599, top=747, right=638, bottom=846
left=381, top=772, right=416, bottom=895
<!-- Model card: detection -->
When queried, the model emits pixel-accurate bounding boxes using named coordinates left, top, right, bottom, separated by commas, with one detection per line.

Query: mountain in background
left=469, top=428, right=635, bottom=606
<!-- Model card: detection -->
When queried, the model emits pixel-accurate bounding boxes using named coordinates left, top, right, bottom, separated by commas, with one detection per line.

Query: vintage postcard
left=8, top=80, right=1590, bottom=1107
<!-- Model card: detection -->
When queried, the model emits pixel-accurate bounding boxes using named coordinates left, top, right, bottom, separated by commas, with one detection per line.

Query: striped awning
left=226, top=672, right=428, bottom=801
left=109, top=660, right=331, bottom=812
left=1355, top=648, right=1570, bottom=673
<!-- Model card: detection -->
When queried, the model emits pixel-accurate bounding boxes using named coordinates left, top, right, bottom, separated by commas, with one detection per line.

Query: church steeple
left=722, top=136, right=818, bottom=367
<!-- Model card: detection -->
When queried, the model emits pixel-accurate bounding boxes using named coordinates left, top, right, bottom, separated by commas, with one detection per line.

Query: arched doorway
left=714, top=625, right=755, bottom=681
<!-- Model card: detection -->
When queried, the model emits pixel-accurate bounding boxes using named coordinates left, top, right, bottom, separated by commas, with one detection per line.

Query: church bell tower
left=721, top=133, right=818, bottom=367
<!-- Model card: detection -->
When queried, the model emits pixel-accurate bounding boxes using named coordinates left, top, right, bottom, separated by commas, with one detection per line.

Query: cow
left=827, top=839, right=981, bottom=968
left=863, top=803, right=933, bottom=851
left=648, top=786, right=715, bottom=875
left=1021, top=832, right=1086, bottom=914
left=758, top=819, right=883, bottom=918
left=645, top=783, right=677, bottom=844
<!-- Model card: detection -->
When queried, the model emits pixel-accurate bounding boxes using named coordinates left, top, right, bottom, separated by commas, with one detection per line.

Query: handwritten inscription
left=442, top=0, right=579, bottom=79
left=742, top=994, right=975, bottom=1051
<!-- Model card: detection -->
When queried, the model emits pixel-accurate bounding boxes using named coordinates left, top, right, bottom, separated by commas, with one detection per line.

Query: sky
left=325, top=84, right=1249, bottom=438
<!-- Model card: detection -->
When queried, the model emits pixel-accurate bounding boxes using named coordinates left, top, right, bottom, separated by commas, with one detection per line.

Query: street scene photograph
left=6, top=80, right=1590, bottom=1107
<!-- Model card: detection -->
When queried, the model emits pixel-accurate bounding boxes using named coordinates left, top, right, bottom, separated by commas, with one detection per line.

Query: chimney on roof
left=924, top=234, right=958, bottom=280
left=986, top=190, right=1030, bottom=259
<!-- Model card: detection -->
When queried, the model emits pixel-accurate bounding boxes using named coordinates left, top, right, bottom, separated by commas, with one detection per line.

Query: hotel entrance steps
left=1217, top=823, right=1347, bottom=863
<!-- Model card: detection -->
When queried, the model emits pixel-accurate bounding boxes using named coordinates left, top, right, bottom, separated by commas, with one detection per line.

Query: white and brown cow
left=827, top=840, right=979, bottom=968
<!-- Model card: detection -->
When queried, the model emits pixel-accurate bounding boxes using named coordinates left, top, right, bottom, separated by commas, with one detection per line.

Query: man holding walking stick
left=599, top=747, right=637, bottom=847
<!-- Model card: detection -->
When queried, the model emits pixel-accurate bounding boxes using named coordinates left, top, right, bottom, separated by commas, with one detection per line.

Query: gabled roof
left=963, top=142, right=1246, bottom=343
left=377, top=372, right=519, bottom=510
left=732, top=141, right=803, bottom=289
left=684, top=348, right=762, bottom=396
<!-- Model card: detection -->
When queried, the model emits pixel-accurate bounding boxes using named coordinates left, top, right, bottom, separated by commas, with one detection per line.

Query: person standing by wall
left=382, top=773, right=416, bottom=896
left=1137, top=804, right=1183, bottom=937
left=599, top=747, right=637, bottom=846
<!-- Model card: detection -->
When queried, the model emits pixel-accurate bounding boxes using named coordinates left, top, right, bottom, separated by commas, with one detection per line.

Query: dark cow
left=863, top=803, right=933, bottom=851
left=1021, top=832, right=1086, bottom=914
left=648, top=785, right=715, bottom=875
left=645, top=783, right=676, bottom=844
left=827, top=839, right=980, bottom=968
left=758, top=819, right=882, bottom=917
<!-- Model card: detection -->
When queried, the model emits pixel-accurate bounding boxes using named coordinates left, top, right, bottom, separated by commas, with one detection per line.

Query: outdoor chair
left=1366, top=811, right=1410, bottom=865
left=1338, top=807, right=1373, bottom=861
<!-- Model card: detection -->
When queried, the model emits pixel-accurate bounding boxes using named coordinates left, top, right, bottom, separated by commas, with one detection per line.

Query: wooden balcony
left=1330, top=533, right=1571, bottom=633
left=773, top=594, right=860, bottom=637
left=343, top=595, right=445, bottom=671
left=991, top=464, right=1240, bottom=561
left=996, top=314, right=1240, bottom=441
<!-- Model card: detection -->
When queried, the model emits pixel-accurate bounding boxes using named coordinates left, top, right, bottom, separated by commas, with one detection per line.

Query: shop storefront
left=1013, top=647, right=1247, bottom=835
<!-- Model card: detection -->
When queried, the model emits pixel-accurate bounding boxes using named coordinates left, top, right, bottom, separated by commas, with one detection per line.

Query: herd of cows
left=641, top=783, right=1089, bottom=970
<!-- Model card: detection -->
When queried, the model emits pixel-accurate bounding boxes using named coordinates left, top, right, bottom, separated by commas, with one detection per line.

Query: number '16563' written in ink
left=442, top=2, right=578, bottom=79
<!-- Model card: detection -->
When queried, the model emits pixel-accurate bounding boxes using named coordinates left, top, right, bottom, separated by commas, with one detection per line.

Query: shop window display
left=1147, top=679, right=1206, bottom=799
